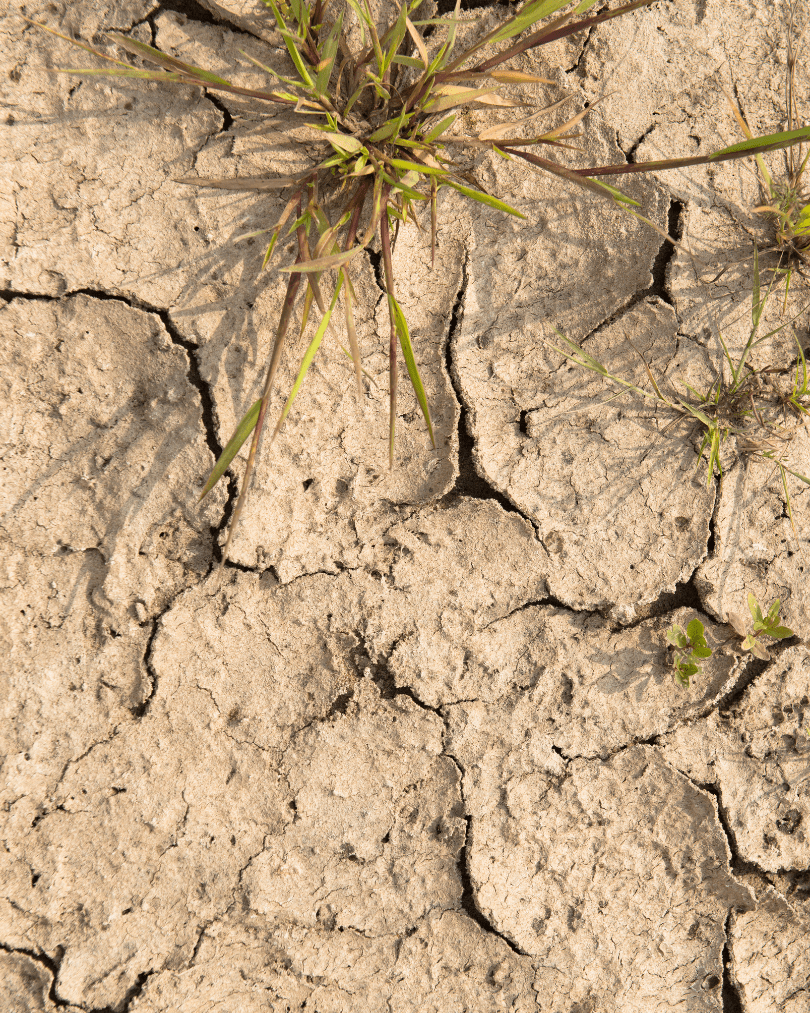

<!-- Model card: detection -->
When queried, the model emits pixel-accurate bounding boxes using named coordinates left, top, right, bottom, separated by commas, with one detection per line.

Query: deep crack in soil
left=442, top=252, right=524, bottom=511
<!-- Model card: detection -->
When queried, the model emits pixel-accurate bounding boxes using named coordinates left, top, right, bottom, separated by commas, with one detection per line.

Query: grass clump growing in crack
left=28, top=1, right=810, bottom=564
left=730, top=2, right=810, bottom=300
left=546, top=252, right=810, bottom=531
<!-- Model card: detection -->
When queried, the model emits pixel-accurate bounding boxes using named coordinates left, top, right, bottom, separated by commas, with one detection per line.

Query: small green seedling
left=665, top=618, right=712, bottom=688
left=726, top=593, right=794, bottom=661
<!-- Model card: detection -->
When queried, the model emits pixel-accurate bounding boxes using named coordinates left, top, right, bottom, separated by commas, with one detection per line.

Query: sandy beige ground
left=1, top=1, right=809, bottom=1011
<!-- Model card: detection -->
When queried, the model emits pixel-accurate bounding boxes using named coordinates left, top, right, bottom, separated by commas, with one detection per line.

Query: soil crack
left=62, top=287, right=235, bottom=566
left=441, top=752, right=530, bottom=958
left=721, top=913, right=744, bottom=1013
left=442, top=252, right=525, bottom=514
left=0, top=941, right=68, bottom=1010
left=579, top=198, right=685, bottom=345
left=352, top=631, right=443, bottom=716
left=153, top=1, right=226, bottom=28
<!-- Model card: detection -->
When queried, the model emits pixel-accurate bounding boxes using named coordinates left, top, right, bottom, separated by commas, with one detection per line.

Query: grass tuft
left=26, top=1, right=810, bottom=563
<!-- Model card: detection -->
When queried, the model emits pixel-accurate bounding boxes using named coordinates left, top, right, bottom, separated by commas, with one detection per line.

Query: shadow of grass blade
left=219, top=261, right=303, bottom=567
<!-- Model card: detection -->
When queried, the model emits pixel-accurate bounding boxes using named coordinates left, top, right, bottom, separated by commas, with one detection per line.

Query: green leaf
left=379, top=1, right=409, bottom=76
left=315, top=12, right=343, bottom=96
left=674, top=661, right=698, bottom=687
left=768, top=625, right=794, bottom=640
left=381, top=171, right=428, bottom=202
left=502, top=148, right=640, bottom=206
left=321, top=130, right=364, bottom=154
left=709, top=126, right=810, bottom=160
left=573, top=127, right=810, bottom=179
left=275, top=278, right=344, bottom=434
left=443, top=180, right=525, bottom=218
left=686, top=617, right=707, bottom=647
left=550, top=329, right=610, bottom=376
left=423, top=112, right=457, bottom=143
left=666, top=625, right=687, bottom=649
left=367, top=120, right=400, bottom=142
left=692, top=645, right=712, bottom=660
left=199, top=399, right=261, bottom=500
left=107, top=33, right=234, bottom=85
left=54, top=67, right=188, bottom=80
left=389, top=294, right=435, bottom=448
left=487, top=0, right=572, bottom=47
left=747, top=593, right=764, bottom=624
left=389, top=157, right=446, bottom=177
left=277, top=26, right=315, bottom=89
left=392, top=54, right=427, bottom=68
left=590, top=180, right=641, bottom=207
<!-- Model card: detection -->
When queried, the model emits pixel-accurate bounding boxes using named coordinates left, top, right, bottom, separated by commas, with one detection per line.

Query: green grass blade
left=711, top=127, right=810, bottom=160
left=544, top=329, right=665, bottom=405
left=199, top=399, right=261, bottom=500
left=443, top=0, right=566, bottom=71
left=315, top=12, right=343, bottom=96
left=274, top=278, right=344, bottom=435
left=389, top=157, right=446, bottom=176
left=380, top=3, right=409, bottom=76
left=24, top=18, right=142, bottom=69
left=423, top=112, right=457, bottom=143
left=501, top=148, right=639, bottom=205
left=488, top=0, right=571, bottom=46
left=548, top=329, right=609, bottom=375
left=571, top=128, right=810, bottom=179
left=367, top=120, right=400, bottom=142
left=715, top=326, right=739, bottom=387
left=678, top=401, right=714, bottom=427
left=392, top=54, right=427, bottom=68
left=444, top=180, right=526, bottom=218
left=107, top=33, right=233, bottom=85
left=237, top=48, right=309, bottom=91
left=389, top=294, right=435, bottom=447
left=761, top=453, right=810, bottom=486
left=363, top=0, right=386, bottom=75
left=277, top=27, right=315, bottom=88
left=54, top=68, right=186, bottom=80
left=470, top=0, right=656, bottom=73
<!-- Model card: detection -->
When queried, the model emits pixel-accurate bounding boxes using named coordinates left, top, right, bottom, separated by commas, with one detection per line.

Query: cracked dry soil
left=2, top=0, right=810, bottom=1010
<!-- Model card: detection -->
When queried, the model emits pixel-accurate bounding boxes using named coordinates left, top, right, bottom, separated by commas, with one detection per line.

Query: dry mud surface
left=2, top=1, right=810, bottom=1011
